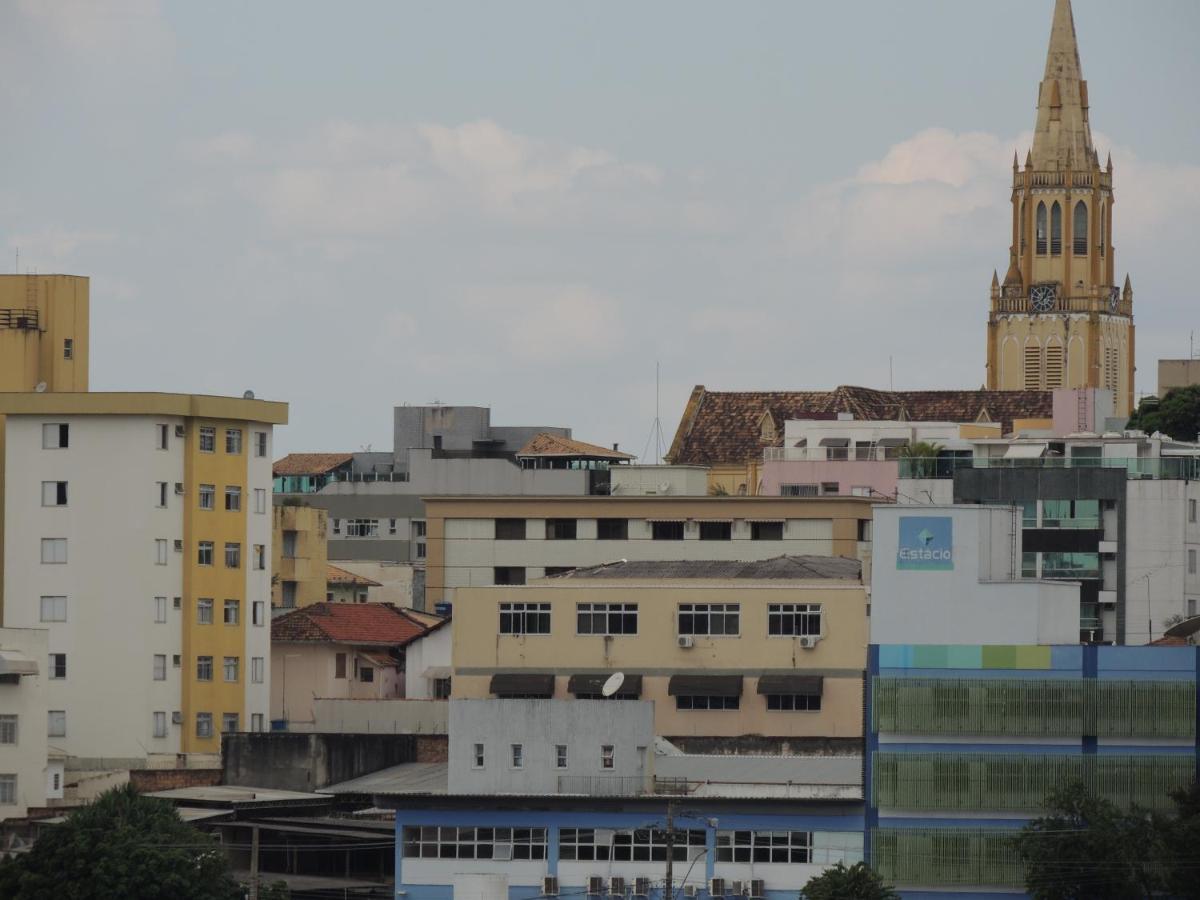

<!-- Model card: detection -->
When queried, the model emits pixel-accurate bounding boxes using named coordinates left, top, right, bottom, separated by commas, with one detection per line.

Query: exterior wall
left=1125, top=479, right=1200, bottom=637
left=1158, top=358, right=1200, bottom=399
left=609, top=466, right=709, bottom=496
left=223, top=731, right=417, bottom=792
left=407, top=450, right=587, bottom=496
left=312, top=698, right=448, bottom=734
left=272, top=642, right=403, bottom=729
left=272, top=504, right=327, bottom=608
left=405, top=625, right=452, bottom=699
left=333, top=560, right=418, bottom=606
left=1051, top=387, right=1115, bottom=434
left=448, top=699, right=655, bottom=794
left=705, top=462, right=760, bottom=497
left=761, top=460, right=897, bottom=500
left=451, top=580, right=866, bottom=738
left=871, top=505, right=1080, bottom=645
left=426, top=497, right=873, bottom=606
left=0, top=628, right=49, bottom=820
left=0, top=275, right=89, bottom=393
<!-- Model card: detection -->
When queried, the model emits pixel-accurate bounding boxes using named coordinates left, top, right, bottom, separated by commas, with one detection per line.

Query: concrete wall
left=1158, top=359, right=1200, bottom=399
left=222, top=732, right=417, bottom=792
left=609, top=466, right=709, bottom=496
left=1125, top=479, right=1200, bottom=638
left=0, top=627, right=49, bottom=820
left=448, top=699, right=654, bottom=794
left=332, top=560, right=417, bottom=606
left=404, top=624, right=452, bottom=699
left=406, top=450, right=586, bottom=496
left=761, top=460, right=897, bottom=499
left=871, top=505, right=1080, bottom=645
left=312, top=698, right=448, bottom=733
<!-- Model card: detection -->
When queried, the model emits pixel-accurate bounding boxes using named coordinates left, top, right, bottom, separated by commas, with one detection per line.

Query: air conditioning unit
left=542, top=877, right=559, bottom=897
left=748, top=880, right=764, bottom=900
left=798, top=635, right=819, bottom=649
left=677, top=635, right=695, bottom=649
left=683, top=887, right=698, bottom=899
left=729, top=882, right=745, bottom=898
left=609, top=877, right=626, bottom=897
left=174, top=483, right=184, bottom=495
left=709, top=878, right=726, bottom=898
left=634, top=878, right=651, bottom=898
left=173, top=597, right=182, bottom=609
left=175, top=425, right=186, bottom=438
left=173, top=540, right=183, bottom=553
left=587, top=877, right=605, bottom=896
left=171, top=711, right=183, bottom=725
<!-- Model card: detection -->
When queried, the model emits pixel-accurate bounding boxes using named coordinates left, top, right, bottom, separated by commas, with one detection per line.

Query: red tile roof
left=326, top=564, right=382, bottom=587
left=516, top=432, right=635, bottom=460
left=666, top=385, right=1054, bottom=466
left=272, top=603, right=435, bottom=646
left=273, top=453, right=354, bottom=477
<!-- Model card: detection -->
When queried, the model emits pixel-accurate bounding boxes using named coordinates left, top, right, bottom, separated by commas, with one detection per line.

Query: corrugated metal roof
left=551, top=556, right=862, bottom=581
left=321, top=762, right=449, bottom=796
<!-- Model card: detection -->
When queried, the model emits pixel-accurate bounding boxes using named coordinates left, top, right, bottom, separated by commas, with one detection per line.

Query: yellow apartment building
left=0, top=275, right=89, bottom=393
left=272, top=503, right=328, bottom=609
left=451, top=556, right=867, bottom=744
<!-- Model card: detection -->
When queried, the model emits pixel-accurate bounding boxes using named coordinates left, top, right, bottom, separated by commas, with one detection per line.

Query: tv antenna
left=639, top=362, right=667, bottom=465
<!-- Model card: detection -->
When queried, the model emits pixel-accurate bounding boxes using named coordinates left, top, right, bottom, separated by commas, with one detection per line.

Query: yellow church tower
left=986, top=0, right=1134, bottom=416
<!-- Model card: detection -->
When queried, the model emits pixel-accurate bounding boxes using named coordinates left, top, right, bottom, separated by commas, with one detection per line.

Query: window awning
left=421, top=666, right=452, bottom=680
left=756, top=674, right=823, bottom=696
left=646, top=518, right=686, bottom=524
left=359, top=652, right=396, bottom=668
left=1004, top=443, right=1047, bottom=459
left=567, top=674, right=643, bottom=696
left=668, top=675, right=742, bottom=697
left=490, top=673, right=555, bottom=697
left=876, top=438, right=908, bottom=448
left=745, top=518, right=784, bottom=524
left=819, top=438, right=850, bottom=447
left=0, top=651, right=38, bottom=676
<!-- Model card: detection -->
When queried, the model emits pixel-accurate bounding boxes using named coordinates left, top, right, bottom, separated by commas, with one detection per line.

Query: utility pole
left=248, top=825, right=260, bottom=900
left=664, top=799, right=675, bottom=900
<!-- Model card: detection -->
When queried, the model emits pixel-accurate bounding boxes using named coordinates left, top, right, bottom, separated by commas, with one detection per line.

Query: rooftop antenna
left=13, top=247, right=17, bottom=274
left=889, top=356, right=894, bottom=391
left=639, top=362, right=667, bottom=465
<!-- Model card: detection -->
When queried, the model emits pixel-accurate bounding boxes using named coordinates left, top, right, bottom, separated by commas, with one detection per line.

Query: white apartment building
left=0, top=627, right=58, bottom=820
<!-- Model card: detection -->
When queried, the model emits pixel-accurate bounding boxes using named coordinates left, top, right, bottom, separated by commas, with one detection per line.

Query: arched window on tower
left=1036, top=202, right=1047, bottom=255
left=1020, top=200, right=1027, bottom=253
left=1100, top=203, right=1106, bottom=258
left=1073, top=201, right=1088, bottom=255
left=1050, top=202, right=1062, bottom=255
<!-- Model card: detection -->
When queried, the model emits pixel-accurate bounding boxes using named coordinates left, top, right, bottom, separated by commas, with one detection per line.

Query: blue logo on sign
left=897, top=516, right=953, bottom=571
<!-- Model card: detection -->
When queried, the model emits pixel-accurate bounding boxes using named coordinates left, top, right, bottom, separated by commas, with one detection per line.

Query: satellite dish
left=34, top=382, right=47, bottom=393
left=243, top=390, right=255, bottom=400
left=601, top=672, right=625, bottom=697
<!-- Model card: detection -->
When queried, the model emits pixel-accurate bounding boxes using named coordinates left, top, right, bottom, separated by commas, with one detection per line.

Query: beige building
left=325, top=563, right=381, bottom=603
left=987, top=0, right=1135, bottom=415
left=423, top=495, right=875, bottom=607
left=0, top=275, right=89, bottom=393
left=272, top=504, right=328, bottom=609
left=451, top=557, right=867, bottom=744
left=1158, top=359, right=1200, bottom=398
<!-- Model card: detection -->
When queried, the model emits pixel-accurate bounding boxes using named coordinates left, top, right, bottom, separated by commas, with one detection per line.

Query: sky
left=2, top=0, right=1199, bottom=459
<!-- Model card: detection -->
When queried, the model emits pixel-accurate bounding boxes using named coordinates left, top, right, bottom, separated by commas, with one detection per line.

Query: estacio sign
left=897, top=516, right=953, bottom=571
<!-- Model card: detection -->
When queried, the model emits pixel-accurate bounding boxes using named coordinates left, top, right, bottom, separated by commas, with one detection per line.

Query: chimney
left=613, top=443, right=619, bottom=452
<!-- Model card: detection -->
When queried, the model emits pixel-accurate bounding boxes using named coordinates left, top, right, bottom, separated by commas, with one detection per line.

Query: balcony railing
left=992, top=291, right=1131, bottom=317
left=0, top=308, right=39, bottom=330
left=556, top=775, right=676, bottom=797
left=764, top=447, right=903, bottom=462
left=897, top=456, right=1200, bottom=480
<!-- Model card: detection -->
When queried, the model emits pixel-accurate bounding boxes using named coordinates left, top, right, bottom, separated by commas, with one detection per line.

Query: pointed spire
left=1106, top=151, right=1113, bottom=172
left=1013, top=150, right=1019, bottom=172
left=992, top=269, right=1000, bottom=288
left=1123, top=273, right=1133, bottom=300
left=1031, top=0, right=1094, bottom=169
left=1026, top=148, right=1033, bottom=168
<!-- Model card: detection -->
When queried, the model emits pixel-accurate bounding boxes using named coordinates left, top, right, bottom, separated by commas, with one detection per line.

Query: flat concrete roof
left=0, top=391, right=288, bottom=424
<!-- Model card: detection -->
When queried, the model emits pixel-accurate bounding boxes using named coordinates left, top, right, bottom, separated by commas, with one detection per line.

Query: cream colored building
left=1158, top=359, right=1200, bottom=398
left=272, top=504, right=328, bottom=609
left=451, top=557, right=867, bottom=742
left=424, top=495, right=875, bottom=607
left=0, top=275, right=89, bottom=393
left=987, top=0, right=1135, bottom=415
left=0, top=627, right=58, bottom=820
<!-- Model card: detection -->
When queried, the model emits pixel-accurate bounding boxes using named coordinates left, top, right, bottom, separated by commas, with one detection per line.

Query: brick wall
left=415, top=734, right=448, bottom=763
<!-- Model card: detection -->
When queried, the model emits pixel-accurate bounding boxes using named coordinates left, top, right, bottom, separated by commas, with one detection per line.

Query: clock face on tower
left=1029, top=284, right=1057, bottom=313
left=1109, top=286, right=1120, bottom=313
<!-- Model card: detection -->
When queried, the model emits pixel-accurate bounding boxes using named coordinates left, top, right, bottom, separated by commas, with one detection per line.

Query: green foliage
left=0, top=784, right=242, bottom=900
left=1126, top=384, right=1200, bottom=441
left=259, top=881, right=291, bottom=900
left=897, top=441, right=943, bottom=478
left=708, top=483, right=729, bottom=496
left=1160, top=781, right=1200, bottom=900
left=801, top=862, right=900, bottom=900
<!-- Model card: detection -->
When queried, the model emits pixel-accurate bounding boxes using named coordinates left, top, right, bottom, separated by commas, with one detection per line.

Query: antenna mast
left=639, top=362, right=667, bottom=465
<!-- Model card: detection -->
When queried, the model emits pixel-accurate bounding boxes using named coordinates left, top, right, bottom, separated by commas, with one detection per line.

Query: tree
left=801, top=862, right=899, bottom=900
left=1160, top=781, right=1200, bottom=900
left=897, top=441, right=943, bottom=478
left=1013, top=782, right=1164, bottom=900
left=0, top=784, right=243, bottom=900
left=1126, top=384, right=1200, bottom=441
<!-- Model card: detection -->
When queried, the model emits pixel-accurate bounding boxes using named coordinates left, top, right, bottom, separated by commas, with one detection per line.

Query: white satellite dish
left=34, top=382, right=47, bottom=393
left=601, top=672, right=625, bottom=697
left=243, top=390, right=255, bottom=400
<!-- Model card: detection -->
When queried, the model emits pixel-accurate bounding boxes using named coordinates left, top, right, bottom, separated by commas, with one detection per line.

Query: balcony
left=898, top=456, right=1200, bottom=480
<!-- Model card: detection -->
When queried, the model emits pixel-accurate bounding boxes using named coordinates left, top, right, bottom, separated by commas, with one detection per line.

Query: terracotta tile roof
left=516, top=432, right=635, bottom=460
left=271, top=603, right=430, bottom=646
left=273, top=453, right=354, bottom=477
left=326, top=564, right=382, bottom=587
left=666, top=385, right=1054, bottom=466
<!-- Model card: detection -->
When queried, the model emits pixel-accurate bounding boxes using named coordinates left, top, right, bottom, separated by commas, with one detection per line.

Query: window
left=415, top=542, right=427, bottom=560
left=48, top=711, right=66, bottom=737
left=716, top=830, right=812, bottom=863
left=360, top=665, right=375, bottom=683
left=1036, top=201, right=1048, bottom=255
left=1041, top=552, right=1100, bottom=579
left=222, top=713, right=239, bottom=734
left=600, top=744, right=614, bottom=769
left=511, top=744, right=524, bottom=768
left=0, top=775, right=15, bottom=807
left=610, top=829, right=708, bottom=863
left=0, top=715, right=17, bottom=745
left=251, top=713, right=264, bottom=732
left=556, top=745, right=568, bottom=768
left=1073, top=200, right=1088, bottom=255
left=154, top=596, right=168, bottom=623
left=39, top=596, right=67, bottom=623
left=197, top=656, right=213, bottom=681
left=1190, top=499, right=1197, bottom=523
left=766, top=692, right=822, bottom=711
left=154, top=538, right=168, bottom=565
left=495, top=518, right=526, bottom=540
left=388, top=518, right=397, bottom=535
left=225, top=429, right=242, bottom=454
left=1050, top=201, right=1062, bottom=255
left=223, top=657, right=239, bottom=682
left=63, top=338, right=73, bottom=359
left=199, top=426, right=216, bottom=453
left=780, top=484, right=819, bottom=497
left=224, top=486, right=241, bottom=511
left=251, top=657, right=264, bottom=683
left=282, top=531, right=297, bottom=559
left=413, top=520, right=427, bottom=537
left=156, top=481, right=168, bottom=508
left=499, top=602, right=551, bottom=635
left=253, top=544, right=265, bottom=570
left=699, top=521, right=732, bottom=541
left=403, top=826, right=547, bottom=861
left=197, top=598, right=214, bottom=624
left=252, top=601, right=265, bottom=626
left=156, top=423, right=169, bottom=450
left=224, top=543, right=241, bottom=568
left=153, top=654, right=167, bottom=681
left=254, top=431, right=268, bottom=457
left=254, top=488, right=267, bottom=514
left=345, top=519, right=378, bottom=537
left=576, top=602, right=638, bottom=635
left=196, top=713, right=213, bottom=738
left=545, top=518, right=577, bottom=540
left=751, top=521, right=783, bottom=541
left=597, top=518, right=628, bottom=540
left=651, top=521, right=684, bottom=540
left=223, top=600, right=240, bottom=625
left=41, top=481, right=68, bottom=507
left=41, top=538, right=67, bottom=564
left=198, top=541, right=214, bottom=566
left=493, top=566, right=526, bottom=586
left=474, top=743, right=485, bottom=768
left=198, top=484, right=215, bottom=510
left=1189, top=549, right=1197, bottom=576
left=767, top=603, right=822, bottom=637
left=433, top=677, right=452, bottom=698
left=335, top=653, right=347, bottom=679
left=173, top=654, right=181, bottom=667
left=153, top=712, right=167, bottom=738
left=675, top=694, right=740, bottom=710
left=42, top=423, right=69, bottom=449
left=1041, top=499, right=1101, bottom=529
left=678, top=603, right=740, bottom=636
left=48, top=653, right=66, bottom=679
left=332, top=518, right=341, bottom=535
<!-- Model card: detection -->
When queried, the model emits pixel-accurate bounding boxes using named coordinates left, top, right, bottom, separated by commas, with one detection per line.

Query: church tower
left=986, top=0, right=1135, bottom=416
